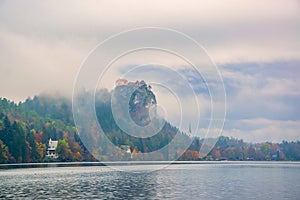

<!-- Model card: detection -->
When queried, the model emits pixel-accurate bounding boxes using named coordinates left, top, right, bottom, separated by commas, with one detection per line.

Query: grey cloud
left=223, top=118, right=300, bottom=142
left=221, top=60, right=300, bottom=121
left=0, top=0, right=299, bottom=142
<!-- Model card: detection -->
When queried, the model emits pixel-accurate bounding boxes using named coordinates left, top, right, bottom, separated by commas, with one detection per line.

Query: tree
left=0, top=139, right=11, bottom=163
left=247, top=146, right=256, bottom=160
left=260, top=143, right=271, bottom=160
left=56, top=139, right=73, bottom=161
left=26, top=129, right=40, bottom=162
left=7, top=121, right=27, bottom=162
left=212, top=149, right=221, bottom=160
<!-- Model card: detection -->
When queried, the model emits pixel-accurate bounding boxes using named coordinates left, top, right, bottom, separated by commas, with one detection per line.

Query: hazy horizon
left=1, top=0, right=299, bottom=143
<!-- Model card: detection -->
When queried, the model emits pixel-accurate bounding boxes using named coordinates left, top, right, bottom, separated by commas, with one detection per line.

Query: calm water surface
left=0, top=162, right=299, bottom=199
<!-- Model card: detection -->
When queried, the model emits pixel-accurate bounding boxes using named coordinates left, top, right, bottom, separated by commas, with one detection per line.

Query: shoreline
left=1, top=160, right=300, bottom=170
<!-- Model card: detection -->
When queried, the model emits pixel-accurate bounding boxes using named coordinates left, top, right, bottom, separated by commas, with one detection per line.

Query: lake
left=0, top=162, right=299, bottom=199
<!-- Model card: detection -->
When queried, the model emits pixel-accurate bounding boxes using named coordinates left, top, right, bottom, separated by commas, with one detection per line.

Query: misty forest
left=0, top=81, right=299, bottom=164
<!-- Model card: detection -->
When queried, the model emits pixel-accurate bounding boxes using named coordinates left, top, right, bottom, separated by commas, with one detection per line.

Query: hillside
left=0, top=80, right=300, bottom=163
left=0, top=80, right=191, bottom=163
left=0, top=95, right=93, bottom=163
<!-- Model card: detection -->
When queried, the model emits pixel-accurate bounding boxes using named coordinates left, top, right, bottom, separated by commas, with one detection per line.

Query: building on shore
left=46, top=138, right=58, bottom=159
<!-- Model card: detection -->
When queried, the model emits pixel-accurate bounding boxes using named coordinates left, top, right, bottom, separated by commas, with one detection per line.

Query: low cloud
left=223, top=118, right=300, bottom=143
left=221, top=60, right=300, bottom=121
left=0, top=0, right=299, bottom=142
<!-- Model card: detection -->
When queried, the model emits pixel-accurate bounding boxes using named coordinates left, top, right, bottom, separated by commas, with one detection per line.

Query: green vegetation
left=0, top=82, right=299, bottom=163
left=0, top=96, right=92, bottom=163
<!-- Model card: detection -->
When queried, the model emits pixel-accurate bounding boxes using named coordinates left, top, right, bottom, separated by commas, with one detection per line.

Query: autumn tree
left=56, top=139, right=73, bottom=161
left=0, top=139, right=11, bottom=163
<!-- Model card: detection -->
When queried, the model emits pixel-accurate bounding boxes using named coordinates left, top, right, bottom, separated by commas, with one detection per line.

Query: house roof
left=49, top=138, right=58, bottom=148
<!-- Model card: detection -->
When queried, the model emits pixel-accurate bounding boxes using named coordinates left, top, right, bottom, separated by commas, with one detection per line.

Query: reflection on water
left=0, top=162, right=299, bottom=199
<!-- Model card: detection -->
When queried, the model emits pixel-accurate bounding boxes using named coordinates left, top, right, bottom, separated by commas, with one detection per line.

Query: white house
left=46, top=138, right=58, bottom=159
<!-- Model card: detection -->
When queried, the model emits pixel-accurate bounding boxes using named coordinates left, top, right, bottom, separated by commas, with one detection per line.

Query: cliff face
left=113, top=80, right=157, bottom=127
left=128, top=83, right=157, bottom=126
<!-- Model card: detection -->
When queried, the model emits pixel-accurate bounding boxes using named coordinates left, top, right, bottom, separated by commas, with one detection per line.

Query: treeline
left=179, top=136, right=300, bottom=161
left=0, top=92, right=300, bottom=163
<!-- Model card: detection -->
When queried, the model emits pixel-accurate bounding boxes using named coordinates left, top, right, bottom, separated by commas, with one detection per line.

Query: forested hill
left=0, top=87, right=300, bottom=163
left=0, top=95, right=93, bottom=163
left=0, top=82, right=186, bottom=163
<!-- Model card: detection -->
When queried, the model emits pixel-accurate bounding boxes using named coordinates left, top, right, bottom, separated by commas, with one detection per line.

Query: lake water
left=0, top=162, right=299, bottom=199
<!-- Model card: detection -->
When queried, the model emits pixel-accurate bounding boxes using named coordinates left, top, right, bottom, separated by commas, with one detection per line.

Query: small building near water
left=46, top=138, right=58, bottom=159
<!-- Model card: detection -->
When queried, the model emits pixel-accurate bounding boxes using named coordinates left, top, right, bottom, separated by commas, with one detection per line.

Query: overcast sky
left=0, top=0, right=299, bottom=142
